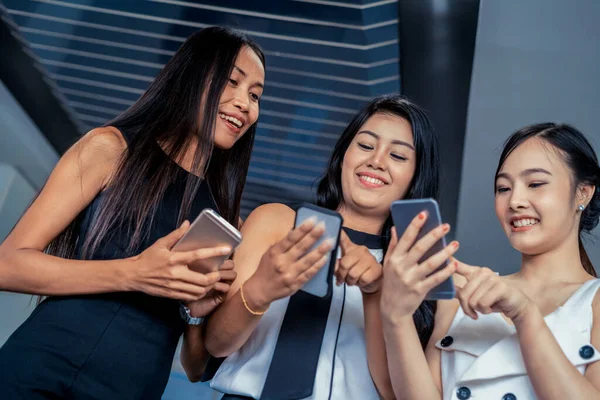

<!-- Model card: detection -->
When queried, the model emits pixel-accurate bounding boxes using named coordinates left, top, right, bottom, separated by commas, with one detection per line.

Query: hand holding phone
left=295, top=204, right=343, bottom=297
left=381, top=199, right=459, bottom=325
left=172, top=209, right=242, bottom=272
left=246, top=210, right=335, bottom=307
left=389, top=199, right=457, bottom=300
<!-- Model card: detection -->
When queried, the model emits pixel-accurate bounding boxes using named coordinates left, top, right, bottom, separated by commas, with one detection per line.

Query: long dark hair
left=46, top=27, right=265, bottom=260
left=496, top=123, right=600, bottom=276
left=316, top=94, right=441, bottom=347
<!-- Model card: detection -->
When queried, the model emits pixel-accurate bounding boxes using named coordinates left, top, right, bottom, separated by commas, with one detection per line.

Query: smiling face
left=494, top=137, right=582, bottom=255
left=340, top=112, right=417, bottom=217
left=213, top=46, right=265, bottom=150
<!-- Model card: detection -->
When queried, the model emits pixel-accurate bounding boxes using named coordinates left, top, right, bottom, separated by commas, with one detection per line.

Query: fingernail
left=442, top=224, right=450, bottom=233
left=418, top=212, right=426, bottom=220
left=304, top=216, right=317, bottom=225
left=451, top=241, right=459, bottom=249
left=220, top=247, right=232, bottom=254
left=324, top=238, right=335, bottom=248
left=316, top=221, right=326, bottom=230
left=454, top=261, right=459, bottom=268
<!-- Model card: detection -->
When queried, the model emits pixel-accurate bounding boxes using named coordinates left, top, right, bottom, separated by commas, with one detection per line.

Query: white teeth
left=512, top=218, right=539, bottom=227
left=359, top=175, right=385, bottom=186
left=219, top=113, right=243, bottom=128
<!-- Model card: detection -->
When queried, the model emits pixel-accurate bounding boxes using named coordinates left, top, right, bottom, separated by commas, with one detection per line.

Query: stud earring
left=578, top=204, right=585, bottom=211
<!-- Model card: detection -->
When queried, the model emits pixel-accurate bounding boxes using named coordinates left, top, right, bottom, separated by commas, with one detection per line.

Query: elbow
left=180, top=346, right=206, bottom=383
left=0, top=247, right=12, bottom=291
left=375, top=377, right=397, bottom=400
left=182, top=364, right=204, bottom=383
left=204, top=337, right=233, bottom=359
left=204, top=322, right=236, bottom=359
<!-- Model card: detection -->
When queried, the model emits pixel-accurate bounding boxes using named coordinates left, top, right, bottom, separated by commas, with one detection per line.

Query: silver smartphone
left=390, top=199, right=455, bottom=300
left=172, top=208, right=242, bottom=272
left=295, top=204, right=343, bottom=298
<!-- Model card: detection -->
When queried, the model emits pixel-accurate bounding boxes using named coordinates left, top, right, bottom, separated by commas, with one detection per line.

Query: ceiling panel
left=3, top=0, right=400, bottom=217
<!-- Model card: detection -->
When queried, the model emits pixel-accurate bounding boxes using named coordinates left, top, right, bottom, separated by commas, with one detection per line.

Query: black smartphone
left=294, top=203, right=343, bottom=298
left=390, top=199, right=455, bottom=300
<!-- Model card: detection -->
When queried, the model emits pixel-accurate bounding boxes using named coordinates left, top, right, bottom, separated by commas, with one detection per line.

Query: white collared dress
left=211, top=229, right=384, bottom=399
left=437, top=278, right=600, bottom=400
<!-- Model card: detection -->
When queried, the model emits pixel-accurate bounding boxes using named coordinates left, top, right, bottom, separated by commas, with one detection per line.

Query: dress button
left=502, top=393, right=517, bottom=400
left=440, top=336, right=454, bottom=347
left=580, top=345, right=595, bottom=359
left=456, top=386, right=471, bottom=400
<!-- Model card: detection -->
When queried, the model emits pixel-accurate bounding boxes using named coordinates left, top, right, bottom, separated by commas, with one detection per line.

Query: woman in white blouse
left=380, top=122, right=600, bottom=400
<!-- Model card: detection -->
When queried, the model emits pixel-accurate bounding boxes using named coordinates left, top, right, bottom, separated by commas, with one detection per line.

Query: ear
left=577, top=184, right=596, bottom=207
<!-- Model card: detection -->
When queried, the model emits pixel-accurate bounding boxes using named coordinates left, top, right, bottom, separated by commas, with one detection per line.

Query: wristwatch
left=179, top=303, right=204, bottom=325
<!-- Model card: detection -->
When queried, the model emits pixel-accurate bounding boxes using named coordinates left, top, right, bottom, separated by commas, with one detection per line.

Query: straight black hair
left=496, top=123, right=600, bottom=276
left=46, top=27, right=265, bottom=260
left=316, top=94, right=441, bottom=347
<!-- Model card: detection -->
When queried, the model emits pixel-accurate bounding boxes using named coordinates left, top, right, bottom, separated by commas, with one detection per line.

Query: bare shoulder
left=241, top=203, right=295, bottom=241
left=74, top=126, right=127, bottom=161
left=68, top=127, right=128, bottom=189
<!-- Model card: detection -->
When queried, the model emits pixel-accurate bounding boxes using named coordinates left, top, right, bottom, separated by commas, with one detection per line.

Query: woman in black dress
left=0, top=27, right=265, bottom=399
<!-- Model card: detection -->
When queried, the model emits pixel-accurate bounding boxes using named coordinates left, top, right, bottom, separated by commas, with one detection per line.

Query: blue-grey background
left=1, top=0, right=599, bottom=398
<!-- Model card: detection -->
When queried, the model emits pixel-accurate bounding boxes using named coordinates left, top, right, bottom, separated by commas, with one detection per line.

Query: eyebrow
left=496, top=168, right=553, bottom=180
left=233, top=65, right=264, bottom=89
left=358, top=130, right=415, bottom=150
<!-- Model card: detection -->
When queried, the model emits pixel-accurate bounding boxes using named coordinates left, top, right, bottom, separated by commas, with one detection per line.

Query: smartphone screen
left=173, top=209, right=242, bottom=272
left=390, top=199, right=455, bottom=300
left=295, top=204, right=343, bottom=298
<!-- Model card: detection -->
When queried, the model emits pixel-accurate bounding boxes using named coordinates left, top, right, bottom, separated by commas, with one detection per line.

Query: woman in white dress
left=380, top=122, right=600, bottom=400
left=197, top=95, right=441, bottom=399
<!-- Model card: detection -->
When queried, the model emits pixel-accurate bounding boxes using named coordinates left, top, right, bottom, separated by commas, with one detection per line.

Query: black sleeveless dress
left=0, top=128, right=217, bottom=399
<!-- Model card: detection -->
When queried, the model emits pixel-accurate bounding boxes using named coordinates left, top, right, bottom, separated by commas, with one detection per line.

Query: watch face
left=179, top=304, right=203, bottom=325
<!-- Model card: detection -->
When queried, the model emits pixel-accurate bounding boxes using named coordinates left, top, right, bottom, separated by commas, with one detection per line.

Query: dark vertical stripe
left=397, top=0, right=480, bottom=234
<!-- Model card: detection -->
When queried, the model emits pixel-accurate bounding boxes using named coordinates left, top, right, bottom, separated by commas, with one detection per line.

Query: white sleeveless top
left=210, top=248, right=384, bottom=399
left=436, top=278, right=600, bottom=400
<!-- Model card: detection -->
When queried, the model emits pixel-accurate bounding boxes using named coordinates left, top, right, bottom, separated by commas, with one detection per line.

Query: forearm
left=516, top=305, right=600, bottom=400
left=0, top=248, right=130, bottom=295
left=363, top=291, right=395, bottom=400
left=181, top=324, right=210, bottom=382
left=205, top=280, right=266, bottom=358
left=382, top=317, right=442, bottom=400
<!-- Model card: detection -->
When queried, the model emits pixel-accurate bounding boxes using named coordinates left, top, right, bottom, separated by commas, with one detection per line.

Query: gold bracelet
left=240, top=281, right=268, bottom=316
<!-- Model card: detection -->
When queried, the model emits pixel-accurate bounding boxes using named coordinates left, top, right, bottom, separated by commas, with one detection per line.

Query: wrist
left=362, top=290, right=381, bottom=302
left=115, top=257, right=138, bottom=292
left=381, top=311, right=414, bottom=329
left=242, top=277, right=271, bottom=313
left=180, top=303, right=205, bottom=325
left=513, top=301, right=542, bottom=330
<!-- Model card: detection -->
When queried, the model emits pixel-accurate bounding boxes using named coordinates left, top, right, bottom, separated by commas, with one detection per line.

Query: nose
left=367, top=149, right=386, bottom=171
left=232, top=90, right=250, bottom=112
left=508, top=184, right=529, bottom=211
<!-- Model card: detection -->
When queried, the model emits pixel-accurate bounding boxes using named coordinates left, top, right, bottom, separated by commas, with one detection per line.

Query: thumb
left=387, top=226, right=399, bottom=253
left=161, top=220, right=190, bottom=249
left=339, top=230, right=354, bottom=255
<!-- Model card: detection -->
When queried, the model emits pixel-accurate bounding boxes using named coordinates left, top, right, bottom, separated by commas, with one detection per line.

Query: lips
left=219, top=112, right=246, bottom=133
left=510, top=216, right=540, bottom=232
left=357, top=172, right=388, bottom=188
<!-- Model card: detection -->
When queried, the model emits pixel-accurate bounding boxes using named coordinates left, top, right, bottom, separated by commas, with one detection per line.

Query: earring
left=578, top=204, right=585, bottom=211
